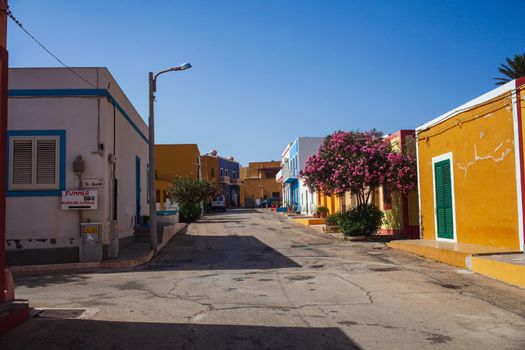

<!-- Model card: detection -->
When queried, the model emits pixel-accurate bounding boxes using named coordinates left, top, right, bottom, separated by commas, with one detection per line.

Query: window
left=232, top=171, right=236, bottom=179
left=211, top=167, right=215, bottom=177
left=220, top=168, right=224, bottom=176
left=225, top=169, right=229, bottom=176
left=8, top=132, right=64, bottom=193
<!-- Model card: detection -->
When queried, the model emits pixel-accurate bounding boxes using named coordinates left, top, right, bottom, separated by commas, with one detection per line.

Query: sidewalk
left=8, top=223, right=187, bottom=276
left=388, top=239, right=525, bottom=289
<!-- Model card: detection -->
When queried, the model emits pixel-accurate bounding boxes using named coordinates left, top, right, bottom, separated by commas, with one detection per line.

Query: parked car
left=258, top=198, right=279, bottom=208
left=211, top=195, right=227, bottom=211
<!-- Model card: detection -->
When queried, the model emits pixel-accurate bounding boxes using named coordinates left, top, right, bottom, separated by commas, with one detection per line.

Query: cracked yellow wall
left=418, top=92, right=520, bottom=249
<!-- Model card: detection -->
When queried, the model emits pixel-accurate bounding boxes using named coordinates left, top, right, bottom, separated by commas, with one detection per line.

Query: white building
left=5, top=67, right=149, bottom=265
left=277, top=137, right=324, bottom=215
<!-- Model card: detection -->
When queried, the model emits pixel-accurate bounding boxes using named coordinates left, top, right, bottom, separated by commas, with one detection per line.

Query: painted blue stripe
left=107, top=94, right=149, bottom=144
left=8, top=89, right=107, bottom=98
left=6, top=130, right=66, bottom=197
left=8, top=89, right=149, bottom=144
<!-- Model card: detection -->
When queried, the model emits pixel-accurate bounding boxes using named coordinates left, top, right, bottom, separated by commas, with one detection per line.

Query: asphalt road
left=2, top=209, right=525, bottom=349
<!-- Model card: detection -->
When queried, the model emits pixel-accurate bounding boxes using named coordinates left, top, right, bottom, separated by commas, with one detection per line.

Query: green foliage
left=167, top=176, right=219, bottom=222
left=338, top=204, right=384, bottom=237
left=495, top=53, right=525, bottom=86
left=316, top=206, right=329, bottom=214
left=325, top=212, right=344, bottom=226
left=179, top=203, right=202, bottom=223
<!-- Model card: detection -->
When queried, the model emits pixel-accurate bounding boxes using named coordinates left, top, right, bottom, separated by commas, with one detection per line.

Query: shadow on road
left=0, top=318, right=361, bottom=350
left=146, top=234, right=301, bottom=271
left=13, top=273, right=91, bottom=288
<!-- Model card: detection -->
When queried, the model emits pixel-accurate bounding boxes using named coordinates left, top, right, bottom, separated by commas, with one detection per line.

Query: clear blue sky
left=6, top=0, right=525, bottom=165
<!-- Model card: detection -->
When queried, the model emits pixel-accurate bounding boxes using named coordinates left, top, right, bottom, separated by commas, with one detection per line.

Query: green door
left=434, top=159, right=454, bottom=239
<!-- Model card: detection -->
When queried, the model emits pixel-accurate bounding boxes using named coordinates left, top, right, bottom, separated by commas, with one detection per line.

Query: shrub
left=338, top=204, right=384, bottom=237
left=316, top=206, right=329, bottom=214
left=167, top=176, right=219, bottom=222
left=179, top=203, right=202, bottom=223
left=325, top=212, right=343, bottom=226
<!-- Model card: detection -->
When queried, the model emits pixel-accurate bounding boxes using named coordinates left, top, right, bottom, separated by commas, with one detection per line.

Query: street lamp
left=148, top=63, right=192, bottom=253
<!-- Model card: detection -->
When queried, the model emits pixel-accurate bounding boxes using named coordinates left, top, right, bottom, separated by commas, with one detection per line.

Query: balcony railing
left=219, top=176, right=230, bottom=184
left=230, top=178, right=242, bottom=185
left=275, top=169, right=283, bottom=182
left=282, top=167, right=297, bottom=183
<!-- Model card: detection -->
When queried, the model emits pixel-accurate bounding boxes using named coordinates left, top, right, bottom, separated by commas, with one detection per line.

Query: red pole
left=0, top=0, right=8, bottom=304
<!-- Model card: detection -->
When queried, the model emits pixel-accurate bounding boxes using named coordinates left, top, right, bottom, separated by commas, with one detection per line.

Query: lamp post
left=148, top=63, right=192, bottom=253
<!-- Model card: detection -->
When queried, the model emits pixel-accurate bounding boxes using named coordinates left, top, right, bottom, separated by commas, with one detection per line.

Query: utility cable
left=5, top=3, right=97, bottom=89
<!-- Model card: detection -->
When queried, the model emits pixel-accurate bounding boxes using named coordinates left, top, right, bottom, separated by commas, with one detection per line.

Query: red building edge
left=1, top=0, right=30, bottom=334
left=382, top=130, right=419, bottom=239
left=516, top=76, right=525, bottom=251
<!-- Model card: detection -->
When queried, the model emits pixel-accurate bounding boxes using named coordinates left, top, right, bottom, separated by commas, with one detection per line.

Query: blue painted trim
left=8, top=89, right=149, bottom=144
left=284, top=177, right=297, bottom=184
left=157, top=210, right=177, bottom=216
left=107, top=94, right=149, bottom=144
left=135, top=155, right=141, bottom=224
left=6, top=130, right=66, bottom=197
left=8, top=89, right=107, bottom=98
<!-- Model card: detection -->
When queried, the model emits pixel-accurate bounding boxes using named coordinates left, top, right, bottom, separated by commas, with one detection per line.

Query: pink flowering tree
left=300, top=130, right=417, bottom=207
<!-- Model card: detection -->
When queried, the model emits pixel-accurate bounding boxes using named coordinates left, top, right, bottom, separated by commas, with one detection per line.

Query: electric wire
left=4, top=2, right=97, bottom=89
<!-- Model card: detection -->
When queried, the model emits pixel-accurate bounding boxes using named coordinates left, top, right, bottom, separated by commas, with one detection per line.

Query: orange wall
left=240, top=161, right=281, bottom=206
left=418, top=91, right=520, bottom=249
left=317, top=193, right=342, bottom=215
left=201, top=154, right=219, bottom=183
left=155, top=144, right=200, bottom=181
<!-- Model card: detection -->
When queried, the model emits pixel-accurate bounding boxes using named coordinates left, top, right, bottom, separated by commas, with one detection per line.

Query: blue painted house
left=218, top=155, right=241, bottom=207
left=277, top=137, right=324, bottom=215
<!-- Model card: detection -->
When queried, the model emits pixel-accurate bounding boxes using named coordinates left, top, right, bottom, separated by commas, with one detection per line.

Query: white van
left=211, top=195, right=226, bottom=211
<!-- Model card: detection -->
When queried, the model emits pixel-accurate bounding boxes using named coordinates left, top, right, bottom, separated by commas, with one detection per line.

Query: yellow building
left=240, top=161, right=281, bottom=207
left=377, top=130, right=420, bottom=238
left=201, top=153, right=219, bottom=183
left=316, top=193, right=343, bottom=215
left=155, top=144, right=201, bottom=210
left=416, top=79, right=525, bottom=251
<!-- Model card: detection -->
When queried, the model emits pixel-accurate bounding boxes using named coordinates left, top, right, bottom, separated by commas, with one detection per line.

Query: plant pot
left=324, top=225, right=340, bottom=233
left=344, top=235, right=367, bottom=241
left=320, top=212, right=328, bottom=218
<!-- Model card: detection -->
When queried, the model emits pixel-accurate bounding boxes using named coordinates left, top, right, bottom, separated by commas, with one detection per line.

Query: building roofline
left=416, top=80, right=516, bottom=132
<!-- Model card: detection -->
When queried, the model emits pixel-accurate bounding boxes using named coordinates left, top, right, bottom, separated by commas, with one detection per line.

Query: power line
left=5, top=3, right=97, bottom=89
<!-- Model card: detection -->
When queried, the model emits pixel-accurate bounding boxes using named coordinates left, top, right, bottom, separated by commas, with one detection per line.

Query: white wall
left=299, top=179, right=316, bottom=215
left=6, top=68, right=148, bottom=256
left=297, top=137, right=324, bottom=171
left=297, top=137, right=323, bottom=215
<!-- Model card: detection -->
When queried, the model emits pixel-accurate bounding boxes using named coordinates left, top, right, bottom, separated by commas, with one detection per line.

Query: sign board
left=81, top=223, right=102, bottom=244
left=74, top=178, right=104, bottom=188
left=62, top=190, right=98, bottom=210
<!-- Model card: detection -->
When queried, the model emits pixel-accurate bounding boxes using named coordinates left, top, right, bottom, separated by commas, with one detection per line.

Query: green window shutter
left=434, top=159, right=454, bottom=239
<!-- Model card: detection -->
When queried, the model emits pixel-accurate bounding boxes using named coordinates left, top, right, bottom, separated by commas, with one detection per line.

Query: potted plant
left=316, top=206, right=329, bottom=218
left=324, top=213, right=341, bottom=233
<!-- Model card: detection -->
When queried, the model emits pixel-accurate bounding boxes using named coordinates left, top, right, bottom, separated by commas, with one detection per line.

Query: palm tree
left=494, top=53, right=525, bottom=85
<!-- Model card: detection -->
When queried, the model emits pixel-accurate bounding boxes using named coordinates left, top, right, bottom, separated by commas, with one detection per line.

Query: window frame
left=7, top=130, right=66, bottom=197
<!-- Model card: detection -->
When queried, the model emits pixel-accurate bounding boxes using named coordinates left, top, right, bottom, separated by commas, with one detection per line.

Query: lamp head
left=173, top=62, right=192, bottom=71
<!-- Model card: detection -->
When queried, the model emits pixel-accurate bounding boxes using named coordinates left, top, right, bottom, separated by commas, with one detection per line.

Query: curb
left=9, top=223, right=187, bottom=276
